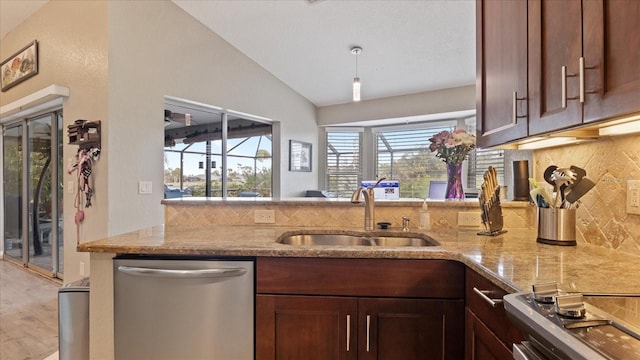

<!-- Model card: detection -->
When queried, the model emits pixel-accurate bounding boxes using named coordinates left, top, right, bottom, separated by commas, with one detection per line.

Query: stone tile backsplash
left=533, top=133, right=640, bottom=256
left=165, top=200, right=534, bottom=231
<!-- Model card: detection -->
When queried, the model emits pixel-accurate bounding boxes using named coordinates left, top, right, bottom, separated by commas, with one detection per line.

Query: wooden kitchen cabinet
left=475, top=0, right=529, bottom=148
left=582, top=0, right=640, bottom=123
left=256, top=257, right=465, bottom=359
left=527, top=0, right=584, bottom=135
left=257, top=295, right=464, bottom=360
left=464, top=268, right=523, bottom=360
left=358, top=297, right=464, bottom=360
left=478, top=0, right=640, bottom=146
left=256, top=295, right=358, bottom=360
left=528, top=0, right=640, bottom=135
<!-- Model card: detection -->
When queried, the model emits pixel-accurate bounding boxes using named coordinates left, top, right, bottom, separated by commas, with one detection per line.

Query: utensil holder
left=537, top=208, right=576, bottom=246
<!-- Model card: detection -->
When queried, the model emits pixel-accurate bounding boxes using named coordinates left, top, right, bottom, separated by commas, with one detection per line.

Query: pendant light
left=351, top=46, right=362, bottom=102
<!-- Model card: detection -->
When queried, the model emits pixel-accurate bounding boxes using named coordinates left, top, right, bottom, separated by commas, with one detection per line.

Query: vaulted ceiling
left=1, top=0, right=476, bottom=107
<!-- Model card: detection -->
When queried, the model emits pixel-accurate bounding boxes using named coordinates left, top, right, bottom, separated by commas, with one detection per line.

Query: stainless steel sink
left=276, top=233, right=439, bottom=247
left=369, top=236, right=435, bottom=247
left=278, top=234, right=374, bottom=246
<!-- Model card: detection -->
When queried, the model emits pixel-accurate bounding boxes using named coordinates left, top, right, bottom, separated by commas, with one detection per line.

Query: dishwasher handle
left=117, top=265, right=247, bottom=279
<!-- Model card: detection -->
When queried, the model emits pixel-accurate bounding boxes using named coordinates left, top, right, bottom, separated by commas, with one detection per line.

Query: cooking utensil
left=544, top=165, right=558, bottom=191
left=551, top=168, right=576, bottom=207
left=565, top=177, right=595, bottom=204
left=530, top=188, right=550, bottom=208
left=568, top=165, right=586, bottom=189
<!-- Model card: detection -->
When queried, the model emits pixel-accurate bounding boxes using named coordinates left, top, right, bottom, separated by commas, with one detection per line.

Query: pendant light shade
left=351, top=46, right=362, bottom=102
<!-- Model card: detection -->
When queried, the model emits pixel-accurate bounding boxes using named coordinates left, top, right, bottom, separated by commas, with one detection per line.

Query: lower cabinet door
left=465, top=308, right=513, bottom=360
left=359, top=298, right=464, bottom=360
left=256, top=294, right=358, bottom=360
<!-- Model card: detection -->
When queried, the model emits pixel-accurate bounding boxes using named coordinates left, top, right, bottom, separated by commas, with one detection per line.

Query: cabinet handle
left=561, top=65, right=579, bottom=108
left=473, top=287, right=503, bottom=307
left=512, top=91, right=527, bottom=123
left=579, top=57, right=585, bottom=103
left=366, top=315, right=371, bottom=352
left=346, top=315, right=351, bottom=352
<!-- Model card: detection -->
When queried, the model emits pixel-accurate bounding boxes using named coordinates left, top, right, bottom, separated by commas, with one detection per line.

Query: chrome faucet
left=351, top=178, right=386, bottom=231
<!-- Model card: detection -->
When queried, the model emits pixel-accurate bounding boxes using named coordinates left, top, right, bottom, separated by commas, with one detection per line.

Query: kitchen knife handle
left=473, top=287, right=503, bottom=307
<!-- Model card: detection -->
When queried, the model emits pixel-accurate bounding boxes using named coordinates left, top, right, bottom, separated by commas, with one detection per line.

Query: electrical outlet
left=628, top=180, right=640, bottom=215
left=80, top=262, right=86, bottom=277
left=254, top=209, right=275, bottom=224
left=138, top=181, right=152, bottom=194
left=458, top=211, right=481, bottom=227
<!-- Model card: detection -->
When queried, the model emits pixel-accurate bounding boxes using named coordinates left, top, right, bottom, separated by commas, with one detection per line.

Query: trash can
left=58, top=277, right=90, bottom=360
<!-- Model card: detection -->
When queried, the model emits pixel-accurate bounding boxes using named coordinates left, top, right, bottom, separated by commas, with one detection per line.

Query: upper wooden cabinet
left=528, top=0, right=640, bottom=134
left=478, top=0, right=640, bottom=146
left=582, top=0, right=640, bottom=123
left=528, top=0, right=584, bottom=135
left=476, top=0, right=529, bottom=148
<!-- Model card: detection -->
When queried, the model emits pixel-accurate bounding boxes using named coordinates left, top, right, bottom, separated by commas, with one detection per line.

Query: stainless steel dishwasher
left=114, top=256, right=254, bottom=360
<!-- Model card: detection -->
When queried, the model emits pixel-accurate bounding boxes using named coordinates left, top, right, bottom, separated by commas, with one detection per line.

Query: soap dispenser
left=419, top=199, right=430, bottom=230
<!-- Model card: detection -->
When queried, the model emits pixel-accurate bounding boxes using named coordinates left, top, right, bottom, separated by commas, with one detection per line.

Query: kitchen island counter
left=79, top=224, right=640, bottom=359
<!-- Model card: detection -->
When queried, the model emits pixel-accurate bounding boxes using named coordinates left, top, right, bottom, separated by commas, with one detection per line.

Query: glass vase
left=445, top=162, right=465, bottom=200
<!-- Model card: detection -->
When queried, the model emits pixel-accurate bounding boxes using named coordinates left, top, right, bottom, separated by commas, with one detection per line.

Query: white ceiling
left=1, top=0, right=476, bottom=108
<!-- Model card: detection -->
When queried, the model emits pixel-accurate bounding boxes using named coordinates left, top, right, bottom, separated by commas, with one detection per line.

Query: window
left=164, top=101, right=272, bottom=198
left=325, top=119, right=504, bottom=199
left=325, top=130, right=362, bottom=197
left=375, top=124, right=456, bottom=198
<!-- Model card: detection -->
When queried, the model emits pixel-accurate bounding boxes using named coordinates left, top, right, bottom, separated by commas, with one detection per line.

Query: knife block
left=478, top=188, right=507, bottom=237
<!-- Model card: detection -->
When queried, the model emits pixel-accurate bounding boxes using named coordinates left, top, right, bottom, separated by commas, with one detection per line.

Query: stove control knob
left=532, top=281, right=558, bottom=303
left=554, top=293, right=586, bottom=318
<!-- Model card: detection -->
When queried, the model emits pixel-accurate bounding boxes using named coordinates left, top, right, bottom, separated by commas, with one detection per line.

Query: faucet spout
left=351, top=178, right=386, bottom=231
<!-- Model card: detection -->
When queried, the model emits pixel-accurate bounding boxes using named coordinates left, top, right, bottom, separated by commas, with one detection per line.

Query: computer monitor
left=428, top=181, right=447, bottom=199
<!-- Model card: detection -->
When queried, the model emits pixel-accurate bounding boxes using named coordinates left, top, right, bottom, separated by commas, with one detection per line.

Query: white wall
left=316, top=85, right=475, bottom=126
left=106, top=0, right=317, bottom=236
left=1, top=0, right=317, bottom=280
left=0, top=1, right=109, bottom=282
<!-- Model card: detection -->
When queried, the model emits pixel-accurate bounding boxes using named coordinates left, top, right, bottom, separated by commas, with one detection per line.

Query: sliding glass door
left=2, top=111, right=63, bottom=277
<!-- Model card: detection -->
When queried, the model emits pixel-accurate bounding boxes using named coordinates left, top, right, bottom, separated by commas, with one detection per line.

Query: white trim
left=0, top=84, right=69, bottom=123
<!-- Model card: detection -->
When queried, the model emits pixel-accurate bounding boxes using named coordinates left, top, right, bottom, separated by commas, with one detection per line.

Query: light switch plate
left=627, top=180, right=640, bottom=215
left=138, top=181, right=152, bottom=194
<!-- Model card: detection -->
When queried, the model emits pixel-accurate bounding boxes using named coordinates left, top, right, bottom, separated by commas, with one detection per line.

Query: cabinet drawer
left=465, top=268, right=523, bottom=347
left=257, top=257, right=464, bottom=299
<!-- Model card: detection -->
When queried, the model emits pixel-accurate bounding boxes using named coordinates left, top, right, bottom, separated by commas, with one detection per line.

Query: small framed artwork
left=1, top=40, right=39, bottom=92
left=289, top=140, right=312, bottom=172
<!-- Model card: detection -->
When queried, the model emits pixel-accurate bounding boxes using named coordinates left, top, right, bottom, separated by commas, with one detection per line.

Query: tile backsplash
left=533, top=133, right=640, bottom=256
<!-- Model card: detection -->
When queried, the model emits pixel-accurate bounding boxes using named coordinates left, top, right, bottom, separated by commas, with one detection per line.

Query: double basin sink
left=277, top=232, right=439, bottom=247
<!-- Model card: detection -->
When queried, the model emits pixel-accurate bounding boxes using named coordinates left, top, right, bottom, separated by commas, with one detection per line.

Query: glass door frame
left=2, top=110, right=62, bottom=278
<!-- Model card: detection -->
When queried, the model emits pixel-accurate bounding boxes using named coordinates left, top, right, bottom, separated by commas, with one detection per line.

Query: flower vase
left=445, top=162, right=465, bottom=200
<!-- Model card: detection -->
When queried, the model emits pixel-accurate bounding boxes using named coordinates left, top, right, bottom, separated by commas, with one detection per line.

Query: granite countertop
left=78, top=224, right=640, bottom=295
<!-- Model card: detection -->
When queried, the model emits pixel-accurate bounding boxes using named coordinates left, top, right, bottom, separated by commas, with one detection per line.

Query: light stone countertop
left=78, top=224, right=640, bottom=295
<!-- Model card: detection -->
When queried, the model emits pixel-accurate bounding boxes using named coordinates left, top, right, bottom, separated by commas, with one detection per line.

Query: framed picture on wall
left=289, top=140, right=312, bottom=172
left=1, top=40, right=39, bottom=92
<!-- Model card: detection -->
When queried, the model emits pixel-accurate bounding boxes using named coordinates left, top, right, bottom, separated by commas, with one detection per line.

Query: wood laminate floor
left=0, top=260, right=60, bottom=360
